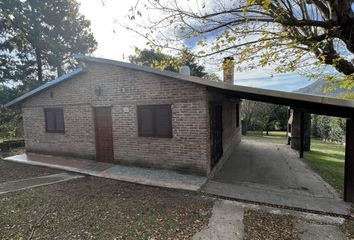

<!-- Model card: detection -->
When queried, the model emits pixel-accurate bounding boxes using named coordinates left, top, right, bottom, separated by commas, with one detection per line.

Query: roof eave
left=4, top=68, right=85, bottom=108
left=74, top=54, right=354, bottom=110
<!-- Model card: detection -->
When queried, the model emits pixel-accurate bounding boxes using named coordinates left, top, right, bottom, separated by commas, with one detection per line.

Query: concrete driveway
left=203, top=140, right=351, bottom=215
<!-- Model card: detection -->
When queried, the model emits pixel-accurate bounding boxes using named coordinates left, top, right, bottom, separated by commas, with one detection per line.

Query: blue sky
left=235, top=72, right=313, bottom=92
left=77, top=0, right=315, bottom=93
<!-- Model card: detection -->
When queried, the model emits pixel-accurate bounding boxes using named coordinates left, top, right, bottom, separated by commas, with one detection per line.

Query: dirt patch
left=0, top=176, right=214, bottom=239
left=0, top=159, right=61, bottom=183
left=342, top=219, right=354, bottom=239
left=0, top=147, right=25, bottom=158
left=243, top=209, right=298, bottom=240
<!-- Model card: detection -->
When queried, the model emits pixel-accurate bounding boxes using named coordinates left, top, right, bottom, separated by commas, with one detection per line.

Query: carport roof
left=5, top=55, right=354, bottom=118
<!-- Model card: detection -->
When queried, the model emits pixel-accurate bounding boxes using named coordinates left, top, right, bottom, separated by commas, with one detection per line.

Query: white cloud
left=78, top=0, right=146, bottom=61
left=77, top=0, right=316, bottom=92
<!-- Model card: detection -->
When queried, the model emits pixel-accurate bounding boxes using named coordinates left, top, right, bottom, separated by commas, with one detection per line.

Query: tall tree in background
left=129, top=49, right=176, bottom=71
left=128, top=0, right=354, bottom=89
left=0, top=0, right=96, bottom=140
left=0, top=0, right=97, bottom=89
left=241, top=100, right=288, bottom=134
left=129, top=48, right=206, bottom=77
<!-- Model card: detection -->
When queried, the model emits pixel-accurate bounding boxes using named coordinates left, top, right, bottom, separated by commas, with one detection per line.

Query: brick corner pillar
left=344, top=118, right=354, bottom=202
left=290, top=108, right=311, bottom=152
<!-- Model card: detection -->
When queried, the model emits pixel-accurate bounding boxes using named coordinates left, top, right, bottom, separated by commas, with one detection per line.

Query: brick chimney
left=222, top=57, right=234, bottom=84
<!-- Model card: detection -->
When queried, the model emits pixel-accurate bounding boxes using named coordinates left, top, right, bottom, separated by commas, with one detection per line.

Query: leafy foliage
left=129, top=48, right=206, bottom=77
left=312, top=115, right=346, bottom=143
left=0, top=0, right=97, bottom=140
left=0, top=0, right=97, bottom=86
left=128, top=0, right=354, bottom=87
left=202, top=73, right=221, bottom=82
left=241, top=100, right=288, bottom=134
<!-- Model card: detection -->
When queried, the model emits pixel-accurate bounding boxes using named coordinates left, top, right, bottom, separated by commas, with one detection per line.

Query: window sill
left=45, top=131, right=65, bottom=134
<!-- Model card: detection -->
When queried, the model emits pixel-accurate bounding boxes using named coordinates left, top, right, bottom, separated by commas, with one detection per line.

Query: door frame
left=210, top=102, right=223, bottom=169
left=93, top=106, right=114, bottom=163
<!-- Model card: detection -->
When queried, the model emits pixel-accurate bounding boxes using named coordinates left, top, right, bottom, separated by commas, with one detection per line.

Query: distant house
left=5, top=55, right=241, bottom=176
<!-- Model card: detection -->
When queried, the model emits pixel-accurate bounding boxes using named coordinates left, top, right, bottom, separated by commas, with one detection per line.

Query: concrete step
left=203, top=180, right=351, bottom=216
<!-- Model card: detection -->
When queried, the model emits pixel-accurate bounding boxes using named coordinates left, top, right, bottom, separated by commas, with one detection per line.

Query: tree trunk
left=35, top=48, right=43, bottom=83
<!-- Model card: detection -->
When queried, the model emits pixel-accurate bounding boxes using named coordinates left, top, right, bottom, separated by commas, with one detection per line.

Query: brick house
left=6, top=54, right=354, bottom=202
left=6, top=55, right=241, bottom=176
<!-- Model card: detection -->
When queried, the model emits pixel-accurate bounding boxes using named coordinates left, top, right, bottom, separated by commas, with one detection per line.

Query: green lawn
left=243, top=131, right=345, bottom=194
left=304, top=139, right=345, bottom=194
left=243, top=131, right=288, bottom=144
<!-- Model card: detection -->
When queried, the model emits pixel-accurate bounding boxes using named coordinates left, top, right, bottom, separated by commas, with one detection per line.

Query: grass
left=243, top=131, right=288, bottom=144
left=0, top=160, right=214, bottom=239
left=304, top=140, right=345, bottom=194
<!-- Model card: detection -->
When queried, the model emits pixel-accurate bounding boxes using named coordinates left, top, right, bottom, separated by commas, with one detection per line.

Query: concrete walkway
left=0, top=173, right=83, bottom=194
left=4, top=153, right=207, bottom=191
left=193, top=200, right=347, bottom=240
left=192, top=200, right=244, bottom=240
left=204, top=141, right=351, bottom=215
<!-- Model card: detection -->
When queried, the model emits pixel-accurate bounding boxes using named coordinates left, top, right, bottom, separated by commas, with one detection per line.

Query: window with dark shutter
left=138, top=108, right=154, bottom=137
left=44, top=108, right=65, bottom=133
left=137, top=105, right=172, bottom=138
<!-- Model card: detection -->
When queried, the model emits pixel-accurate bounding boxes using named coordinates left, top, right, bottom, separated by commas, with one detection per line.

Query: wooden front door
left=210, top=103, right=223, bottom=169
left=94, top=107, right=114, bottom=163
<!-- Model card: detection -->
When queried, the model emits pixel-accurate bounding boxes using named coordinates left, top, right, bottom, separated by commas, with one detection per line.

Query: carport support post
left=287, top=108, right=291, bottom=145
left=299, top=111, right=305, bottom=158
left=344, top=118, right=354, bottom=202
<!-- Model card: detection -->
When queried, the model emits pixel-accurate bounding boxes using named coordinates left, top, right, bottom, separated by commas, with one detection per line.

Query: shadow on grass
left=307, top=150, right=345, bottom=162
left=304, top=151, right=344, bottom=194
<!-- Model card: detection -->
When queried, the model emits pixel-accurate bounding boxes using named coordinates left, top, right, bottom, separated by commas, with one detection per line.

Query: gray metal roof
left=5, top=68, right=84, bottom=107
left=5, top=54, right=354, bottom=118
left=75, top=55, right=354, bottom=109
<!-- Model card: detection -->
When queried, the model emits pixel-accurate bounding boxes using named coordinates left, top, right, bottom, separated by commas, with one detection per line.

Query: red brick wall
left=22, top=62, right=210, bottom=175
left=23, top=74, right=96, bottom=159
left=207, top=90, right=241, bottom=175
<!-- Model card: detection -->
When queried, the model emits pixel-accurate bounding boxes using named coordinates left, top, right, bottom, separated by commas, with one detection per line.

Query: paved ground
left=204, top=140, right=351, bottom=215
left=192, top=200, right=244, bottom=240
left=0, top=173, right=83, bottom=194
left=5, top=153, right=207, bottom=191
left=192, top=200, right=347, bottom=240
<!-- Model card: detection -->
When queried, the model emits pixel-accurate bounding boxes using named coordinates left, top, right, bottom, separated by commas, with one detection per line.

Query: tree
left=129, top=49, right=176, bottom=71
left=202, top=73, right=221, bottom=82
left=0, top=0, right=97, bottom=141
left=0, top=0, right=97, bottom=86
left=311, top=114, right=345, bottom=143
left=241, top=100, right=288, bottom=134
left=129, top=48, right=206, bottom=77
left=128, top=0, right=354, bottom=89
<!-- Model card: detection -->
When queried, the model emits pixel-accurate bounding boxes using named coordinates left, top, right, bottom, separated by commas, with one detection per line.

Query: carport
left=197, top=82, right=354, bottom=211
left=174, top=75, right=354, bottom=213
left=159, top=71, right=354, bottom=206
left=205, top=140, right=349, bottom=214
